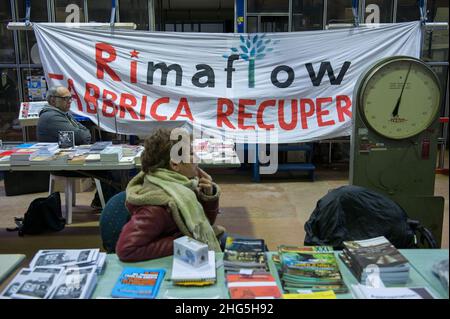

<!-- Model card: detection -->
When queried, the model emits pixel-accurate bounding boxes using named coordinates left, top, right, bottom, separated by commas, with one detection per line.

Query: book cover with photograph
left=30, top=249, right=99, bottom=268
left=49, top=266, right=97, bottom=299
left=0, top=269, right=32, bottom=298
left=223, top=237, right=267, bottom=269
left=12, top=267, right=64, bottom=299
left=343, top=237, right=409, bottom=270
left=58, top=131, right=75, bottom=148
left=227, top=273, right=282, bottom=299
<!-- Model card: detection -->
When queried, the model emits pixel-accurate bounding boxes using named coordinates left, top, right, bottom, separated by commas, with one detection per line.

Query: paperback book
left=223, top=237, right=268, bottom=272
left=226, top=272, right=282, bottom=299
left=340, top=236, right=410, bottom=284
left=29, top=249, right=100, bottom=268
left=111, top=268, right=165, bottom=299
left=9, top=267, right=64, bottom=299
left=277, top=245, right=347, bottom=294
left=171, top=251, right=216, bottom=286
left=49, top=266, right=97, bottom=299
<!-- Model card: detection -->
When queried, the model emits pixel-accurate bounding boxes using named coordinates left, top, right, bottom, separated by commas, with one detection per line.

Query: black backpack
left=304, top=185, right=438, bottom=249
left=7, top=192, right=66, bottom=236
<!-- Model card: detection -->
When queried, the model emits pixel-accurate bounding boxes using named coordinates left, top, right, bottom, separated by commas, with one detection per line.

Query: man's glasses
left=54, top=95, right=72, bottom=102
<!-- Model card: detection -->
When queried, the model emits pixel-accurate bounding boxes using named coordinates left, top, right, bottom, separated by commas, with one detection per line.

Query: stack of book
left=0, top=249, right=106, bottom=299
left=275, top=246, right=347, bottom=294
left=27, top=144, right=58, bottom=165
left=52, top=150, right=72, bottom=164
left=100, top=146, right=123, bottom=163
left=33, top=143, right=59, bottom=156
left=10, top=148, right=39, bottom=165
left=350, top=284, right=435, bottom=299
left=67, top=148, right=91, bottom=165
left=30, top=149, right=73, bottom=165
left=170, top=251, right=216, bottom=286
left=30, top=155, right=55, bottom=165
left=223, top=237, right=268, bottom=272
left=68, top=154, right=87, bottom=165
left=85, top=153, right=101, bottom=163
left=339, top=236, right=410, bottom=285
left=0, top=150, right=16, bottom=164
left=226, top=272, right=282, bottom=299
left=90, top=141, right=112, bottom=152
left=28, top=249, right=106, bottom=274
left=120, top=145, right=144, bottom=164
left=121, top=145, right=144, bottom=157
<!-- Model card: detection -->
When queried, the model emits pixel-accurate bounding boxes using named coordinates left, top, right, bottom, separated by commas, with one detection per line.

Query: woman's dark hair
left=140, top=128, right=191, bottom=173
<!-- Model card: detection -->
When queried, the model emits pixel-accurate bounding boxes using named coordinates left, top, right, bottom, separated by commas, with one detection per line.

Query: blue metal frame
left=110, top=0, right=117, bottom=25
left=235, top=0, right=245, bottom=33
left=418, top=0, right=426, bottom=23
left=25, top=0, right=31, bottom=25
left=352, top=0, right=359, bottom=26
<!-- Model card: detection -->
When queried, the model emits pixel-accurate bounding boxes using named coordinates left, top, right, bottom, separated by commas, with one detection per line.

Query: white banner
left=33, top=22, right=421, bottom=143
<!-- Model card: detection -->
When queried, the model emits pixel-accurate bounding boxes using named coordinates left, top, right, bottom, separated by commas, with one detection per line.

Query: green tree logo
left=223, top=34, right=279, bottom=88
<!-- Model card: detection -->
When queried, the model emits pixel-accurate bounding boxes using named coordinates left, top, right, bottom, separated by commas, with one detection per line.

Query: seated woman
left=116, top=128, right=225, bottom=262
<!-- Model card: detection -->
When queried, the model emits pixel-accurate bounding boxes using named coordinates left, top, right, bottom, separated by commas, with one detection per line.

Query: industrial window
left=120, top=0, right=150, bottom=30
left=292, top=0, right=324, bottom=31
left=0, top=0, right=15, bottom=63
left=326, top=0, right=353, bottom=24
left=247, top=0, right=289, bottom=13
left=16, top=0, right=48, bottom=64
left=0, top=68, right=20, bottom=141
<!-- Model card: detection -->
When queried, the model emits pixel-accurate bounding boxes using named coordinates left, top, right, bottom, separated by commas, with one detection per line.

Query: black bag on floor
left=7, top=192, right=66, bottom=236
left=304, top=185, right=437, bottom=249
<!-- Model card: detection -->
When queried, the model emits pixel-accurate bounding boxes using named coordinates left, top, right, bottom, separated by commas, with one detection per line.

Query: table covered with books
left=90, top=251, right=448, bottom=299
left=93, top=253, right=229, bottom=299
left=0, top=138, right=241, bottom=172
left=1, top=245, right=448, bottom=299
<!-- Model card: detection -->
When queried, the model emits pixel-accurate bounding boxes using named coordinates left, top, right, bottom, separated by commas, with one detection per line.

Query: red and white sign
left=33, top=22, right=421, bottom=142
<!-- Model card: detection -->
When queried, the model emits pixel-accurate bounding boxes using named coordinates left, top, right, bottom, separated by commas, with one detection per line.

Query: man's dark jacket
left=37, top=105, right=91, bottom=145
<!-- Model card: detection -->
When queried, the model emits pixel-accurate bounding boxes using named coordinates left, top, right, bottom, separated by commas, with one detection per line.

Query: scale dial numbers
left=360, top=58, right=441, bottom=140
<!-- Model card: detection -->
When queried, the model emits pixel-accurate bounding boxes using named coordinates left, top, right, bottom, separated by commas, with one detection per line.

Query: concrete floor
left=0, top=158, right=448, bottom=260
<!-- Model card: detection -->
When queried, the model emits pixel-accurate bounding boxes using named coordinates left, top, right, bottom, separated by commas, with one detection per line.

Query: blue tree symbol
left=223, top=34, right=279, bottom=88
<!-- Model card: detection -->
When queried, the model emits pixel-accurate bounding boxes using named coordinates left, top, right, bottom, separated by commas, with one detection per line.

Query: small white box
left=173, top=236, right=209, bottom=267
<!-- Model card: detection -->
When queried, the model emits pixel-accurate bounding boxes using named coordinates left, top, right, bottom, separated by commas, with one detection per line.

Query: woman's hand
left=197, top=167, right=213, bottom=195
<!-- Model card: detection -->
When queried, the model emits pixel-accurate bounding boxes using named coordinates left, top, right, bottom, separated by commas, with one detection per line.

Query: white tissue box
left=173, top=236, right=209, bottom=267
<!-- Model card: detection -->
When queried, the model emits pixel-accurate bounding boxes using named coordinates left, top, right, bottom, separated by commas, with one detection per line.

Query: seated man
left=37, top=85, right=121, bottom=209
left=37, top=86, right=91, bottom=145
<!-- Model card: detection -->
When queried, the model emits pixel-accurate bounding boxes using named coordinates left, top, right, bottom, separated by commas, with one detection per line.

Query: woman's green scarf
left=126, top=168, right=222, bottom=252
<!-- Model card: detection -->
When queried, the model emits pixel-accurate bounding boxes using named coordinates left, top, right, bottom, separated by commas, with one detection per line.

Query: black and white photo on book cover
left=0, top=269, right=32, bottom=298
left=58, top=131, right=75, bottom=148
left=30, top=249, right=99, bottom=268
left=49, top=266, right=97, bottom=299
left=12, top=267, right=64, bottom=299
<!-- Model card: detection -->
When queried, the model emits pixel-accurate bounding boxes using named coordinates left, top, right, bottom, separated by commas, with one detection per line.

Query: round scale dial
left=359, top=57, right=441, bottom=140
